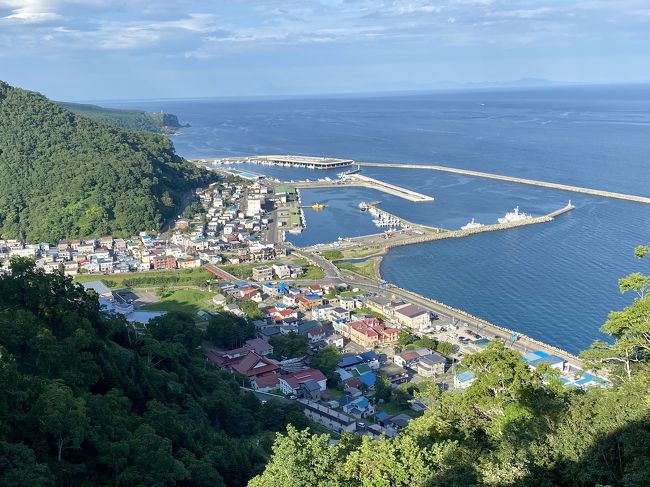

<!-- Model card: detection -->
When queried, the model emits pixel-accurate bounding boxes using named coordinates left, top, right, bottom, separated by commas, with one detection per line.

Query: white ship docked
left=497, top=206, right=532, bottom=224
left=461, top=218, right=484, bottom=230
left=358, top=202, right=368, bottom=212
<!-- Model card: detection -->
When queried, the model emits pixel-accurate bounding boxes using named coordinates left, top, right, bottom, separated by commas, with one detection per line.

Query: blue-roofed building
left=339, top=355, right=364, bottom=369
left=454, top=370, right=476, bottom=390
left=574, top=372, right=609, bottom=388
left=359, top=351, right=380, bottom=368
left=522, top=350, right=549, bottom=363
left=342, top=396, right=375, bottom=418
left=529, top=354, right=565, bottom=371
left=358, top=372, right=377, bottom=388
left=336, top=368, right=353, bottom=381
left=375, top=411, right=391, bottom=424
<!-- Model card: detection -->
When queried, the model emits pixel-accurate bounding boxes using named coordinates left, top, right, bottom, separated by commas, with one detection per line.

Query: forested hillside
left=0, top=81, right=212, bottom=242
left=251, top=247, right=650, bottom=487
left=0, top=260, right=310, bottom=486
left=57, top=101, right=186, bottom=134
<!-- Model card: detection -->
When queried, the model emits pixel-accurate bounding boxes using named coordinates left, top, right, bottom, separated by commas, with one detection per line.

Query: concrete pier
left=308, top=202, right=575, bottom=254
left=196, top=155, right=354, bottom=170
left=291, top=177, right=433, bottom=202
left=346, top=173, right=433, bottom=202
left=358, top=162, right=650, bottom=205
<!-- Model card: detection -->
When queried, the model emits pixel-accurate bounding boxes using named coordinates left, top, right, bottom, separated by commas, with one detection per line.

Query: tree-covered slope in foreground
left=0, top=81, right=211, bottom=242
left=57, top=101, right=187, bottom=134
left=0, top=260, right=310, bottom=486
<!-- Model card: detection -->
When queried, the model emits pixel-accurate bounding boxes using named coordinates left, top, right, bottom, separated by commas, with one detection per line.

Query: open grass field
left=74, top=268, right=213, bottom=289
left=140, top=288, right=216, bottom=315
left=336, top=258, right=378, bottom=281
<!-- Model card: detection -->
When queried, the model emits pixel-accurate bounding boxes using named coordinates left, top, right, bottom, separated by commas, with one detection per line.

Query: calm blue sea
left=110, top=85, right=650, bottom=353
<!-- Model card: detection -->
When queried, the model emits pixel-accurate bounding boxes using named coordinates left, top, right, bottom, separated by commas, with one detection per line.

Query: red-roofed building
left=279, top=368, right=327, bottom=395
left=267, top=308, right=299, bottom=323
left=231, top=353, right=280, bottom=378
left=252, top=374, right=281, bottom=392
left=307, top=325, right=326, bottom=342
left=338, top=318, right=399, bottom=348
left=307, top=284, right=323, bottom=295
left=152, top=255, right=177, bottom=270
left=205, top=340, right=280, bottom=380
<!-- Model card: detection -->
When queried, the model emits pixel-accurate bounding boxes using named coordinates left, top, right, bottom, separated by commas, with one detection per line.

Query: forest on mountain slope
left=250, top=246, right=650, bottom=487
left=57, top=101, right=187, bottom=134
left=0, top=259, right=310, bottom=486
left=0, top=81, right=212, bottom=242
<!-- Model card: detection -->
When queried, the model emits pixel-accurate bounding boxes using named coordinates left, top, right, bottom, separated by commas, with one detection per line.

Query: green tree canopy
left=0, top=80, right=213, bottom=241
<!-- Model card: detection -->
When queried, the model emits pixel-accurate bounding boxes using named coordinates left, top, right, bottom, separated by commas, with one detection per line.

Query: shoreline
left=298, top=204, right=585, bottom=362
left=334, top=259, right=585, bottom=366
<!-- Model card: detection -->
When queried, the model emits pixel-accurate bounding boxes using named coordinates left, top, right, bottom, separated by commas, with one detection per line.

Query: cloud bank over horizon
left=2, top=0, right=649, bottom=100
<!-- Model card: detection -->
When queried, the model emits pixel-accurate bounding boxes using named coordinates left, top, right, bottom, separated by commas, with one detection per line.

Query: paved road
left=289, top=247, right=342, bottom=279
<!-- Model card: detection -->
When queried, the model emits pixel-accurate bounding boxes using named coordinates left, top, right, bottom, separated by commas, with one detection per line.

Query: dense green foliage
left=269, top=333, right=309, bottom=360
left=250, top=246, right=650, bottom=487
left=311, top=346, right=342, bottom=388
left=239, top=300, right=264, bottom=320
left=0, top=261, right=308, bottom=486
left=0, top=81, right=212, bottom=241
left=206, top=312, right=256, bottom=349
left=57, top=101, right=185, bottom=134
left=397, top=331, right=456, bottom=356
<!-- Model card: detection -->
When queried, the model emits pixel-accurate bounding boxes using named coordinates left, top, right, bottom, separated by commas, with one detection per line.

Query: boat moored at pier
left=498, top=206, right=532, bottom=224
left=461, top=218, right=484, bottom=230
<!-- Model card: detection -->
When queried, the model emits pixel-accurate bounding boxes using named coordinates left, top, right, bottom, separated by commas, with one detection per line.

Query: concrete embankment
left=349, top=203, right=575, bottom=252
left=346, top=174, right=433, bottom=202
left=291, top=178, right=433, bottom=202
left=358, top=162, right=650, bottom=205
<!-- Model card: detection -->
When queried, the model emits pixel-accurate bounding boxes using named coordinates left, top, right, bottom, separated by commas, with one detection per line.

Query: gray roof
left=82, top=280, right=112, bottom=296
left=395, top=304, right=428, bottom=318
left=301, top=379, right=322, bottom=392
left=420, top=353, right=446, bottom=365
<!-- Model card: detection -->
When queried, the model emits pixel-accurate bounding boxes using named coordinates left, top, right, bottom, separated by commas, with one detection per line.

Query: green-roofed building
left=275, top=184, right=298, bottom=202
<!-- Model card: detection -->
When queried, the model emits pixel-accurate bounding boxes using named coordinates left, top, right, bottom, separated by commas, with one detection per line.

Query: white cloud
left=0, top=0, right=62, bottom=23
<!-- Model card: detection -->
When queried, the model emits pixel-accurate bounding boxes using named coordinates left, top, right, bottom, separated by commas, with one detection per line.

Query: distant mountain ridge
left=57, top=101, right=189, bottom=134
left=0, top=80, right=212, bottom=242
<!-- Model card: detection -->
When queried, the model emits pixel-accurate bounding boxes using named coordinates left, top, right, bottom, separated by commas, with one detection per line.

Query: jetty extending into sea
left=357, top=161, right=650, bottom=205
left=292, top=176, right=434, bottom=202
left=328, top=201, right=575, bottom=252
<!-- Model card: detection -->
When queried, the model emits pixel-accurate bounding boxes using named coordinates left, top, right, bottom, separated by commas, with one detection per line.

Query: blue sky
left=1, top=0, right=649, bottom=100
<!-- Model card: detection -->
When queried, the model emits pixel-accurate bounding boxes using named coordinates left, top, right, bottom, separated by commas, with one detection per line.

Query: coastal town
left=0, top=170, right=609, bottom=438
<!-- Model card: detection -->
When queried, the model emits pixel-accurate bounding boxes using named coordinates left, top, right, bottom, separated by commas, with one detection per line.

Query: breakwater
left=358, top=162, right=650, bottom=205
left=291, top=178, right=433, bottom=202
left=345, top=174, right=434, bottom=202
left=349, top=202, right=575, bottom=251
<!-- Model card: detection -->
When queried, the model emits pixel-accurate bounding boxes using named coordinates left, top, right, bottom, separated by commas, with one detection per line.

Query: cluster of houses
left=203, top=280, right=451, bottom=437
left=0, top=180, right=284, bottom=276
